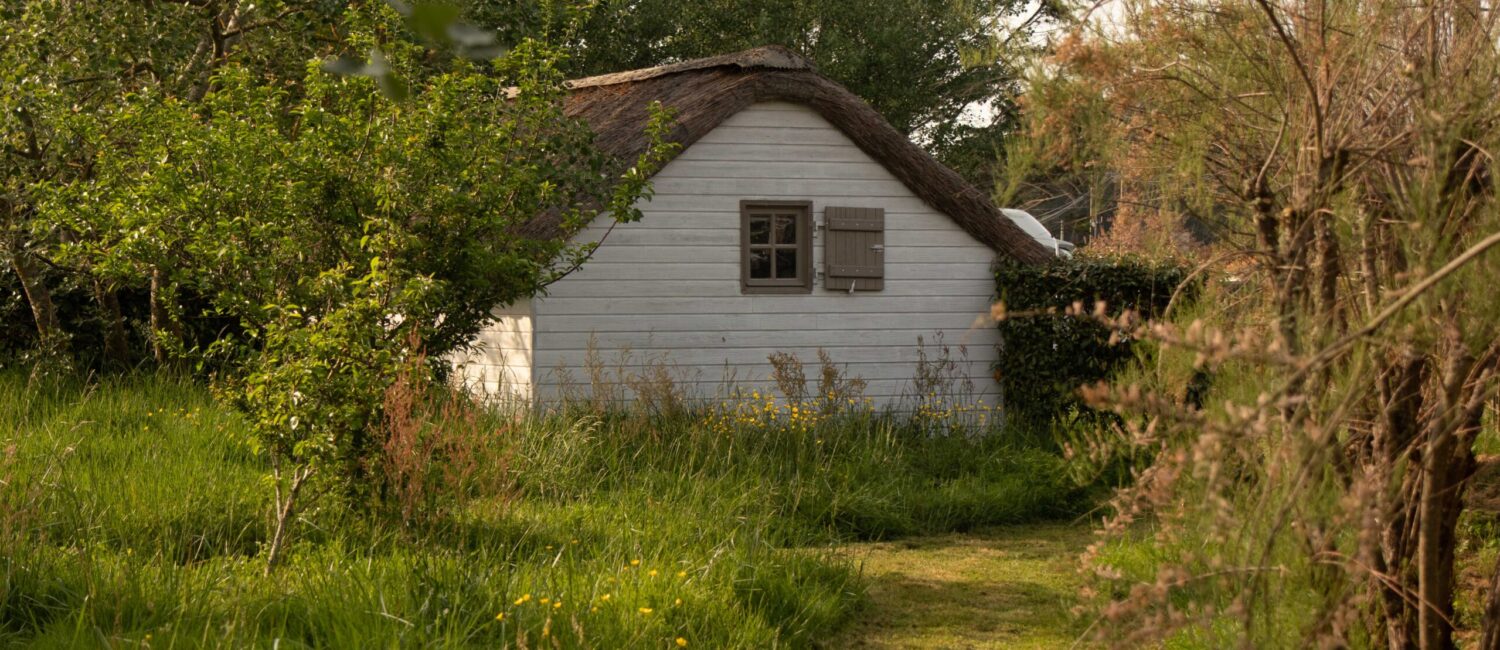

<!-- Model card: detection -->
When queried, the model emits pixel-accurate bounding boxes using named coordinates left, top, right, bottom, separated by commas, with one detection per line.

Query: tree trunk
left=1413, top=347, right=1480, bottom=650
left=1380, top=472, right=1422, bottom=650
left=1377, top=354, right=1427, bottom=649
left=148, top=267, right=180, bottom=364
left=10, top=247, right=65, bottom=352
left=1416, top=426, right=1469, bottom=650
left=264, top=463, right=312, bottom=575
left=1482, top=506, right=1500, bottom=650
left=1477, top=408, right=1500, bottom=649
left=94, top=279, right=130, bottom=368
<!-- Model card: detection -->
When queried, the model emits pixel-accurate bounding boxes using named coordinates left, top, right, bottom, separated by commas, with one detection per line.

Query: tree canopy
left=3, top=1, right=676, bottom=569
left=468, top=0, right=1047, bottom=184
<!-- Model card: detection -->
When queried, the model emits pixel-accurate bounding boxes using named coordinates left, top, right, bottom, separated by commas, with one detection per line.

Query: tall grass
left=0, top=370, right=1079, bottom=648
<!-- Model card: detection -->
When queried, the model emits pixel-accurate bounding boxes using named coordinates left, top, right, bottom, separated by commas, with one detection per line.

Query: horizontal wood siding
left=632, top=194, right=934, bottom=214
left=451, top=300, right=534, bottom=407
left=552, top=262, right=991, bottom=282
left=532, top=101, right=1002, bottom=406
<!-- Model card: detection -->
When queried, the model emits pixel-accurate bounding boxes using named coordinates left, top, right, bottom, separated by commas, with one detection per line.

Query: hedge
left=994, top=256, right=1194, bottom=429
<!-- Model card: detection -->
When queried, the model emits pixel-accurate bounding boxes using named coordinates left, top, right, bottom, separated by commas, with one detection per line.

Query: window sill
left=741, top=284, right=814, bottom=295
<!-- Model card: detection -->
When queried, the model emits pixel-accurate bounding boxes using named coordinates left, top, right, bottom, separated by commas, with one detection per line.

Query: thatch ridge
left=547, top=46, right=1053, bottom=264
left=566, top=45, right=815, bottom=89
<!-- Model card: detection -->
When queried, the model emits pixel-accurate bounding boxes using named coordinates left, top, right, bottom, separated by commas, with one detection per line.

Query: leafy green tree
left=32, top=3, right=677, bottom=570
left=471, top=0, right=1048, bottom=183
left=2, top=0, right=350, bottom=363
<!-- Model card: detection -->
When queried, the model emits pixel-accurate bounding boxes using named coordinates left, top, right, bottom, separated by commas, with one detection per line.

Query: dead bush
left=378, top=344, right=512, bottom=527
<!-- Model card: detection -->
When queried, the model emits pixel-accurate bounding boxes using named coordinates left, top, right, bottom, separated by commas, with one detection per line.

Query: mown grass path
left=831, top=523, right=1092, bottom=649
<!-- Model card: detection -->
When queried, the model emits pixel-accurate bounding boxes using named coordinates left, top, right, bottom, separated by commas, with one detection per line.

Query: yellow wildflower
left=676, top=638, right=688, bottom=647
left=639, top=607, right=653, bottom=615
left=648, top=569, right=658, bottom=577
left=601, top=594, right=612, bottom=601
left=554, top=601, right=563, bottom=609
left=674, top=598, right=683, bottom=606
left=630, top=559, right=641, bottom=566
left=676, top=570, right=687, bottom=578
left=540, top=597, right=551, bottom=605
left=495, top=612, right=505, bottom=621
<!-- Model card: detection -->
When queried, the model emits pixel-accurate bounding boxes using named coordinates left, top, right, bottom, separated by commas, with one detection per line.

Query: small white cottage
left=453, top=46, right=1054, bottom=408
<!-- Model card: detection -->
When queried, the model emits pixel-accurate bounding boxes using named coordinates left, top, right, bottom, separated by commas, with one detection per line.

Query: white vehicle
left=1000, top=208, right=1076, bottom=259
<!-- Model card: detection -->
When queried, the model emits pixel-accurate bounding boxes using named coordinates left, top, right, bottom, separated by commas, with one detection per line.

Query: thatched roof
left=550, top=45, right=1053, bottom=264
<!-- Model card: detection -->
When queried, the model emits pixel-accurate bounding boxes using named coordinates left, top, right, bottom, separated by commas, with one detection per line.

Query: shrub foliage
left=993, top=256, right=1193, bottom=428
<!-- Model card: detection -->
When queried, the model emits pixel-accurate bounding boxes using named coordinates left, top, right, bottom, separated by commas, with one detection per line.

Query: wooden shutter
left=824, top=207, right=885, bottom=291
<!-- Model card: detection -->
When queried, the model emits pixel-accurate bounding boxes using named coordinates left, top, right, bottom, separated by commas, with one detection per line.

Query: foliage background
left=994, top=256, right=1193, bottom=429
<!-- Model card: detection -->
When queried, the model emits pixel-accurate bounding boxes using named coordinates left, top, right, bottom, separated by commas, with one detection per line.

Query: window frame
left=739, top=200, right=814, bottom=294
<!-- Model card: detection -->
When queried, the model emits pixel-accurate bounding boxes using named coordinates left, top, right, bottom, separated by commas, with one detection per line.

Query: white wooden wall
left=451, top=300, right=534, bottom=407
left=522, top=101, right=1004, bottom=407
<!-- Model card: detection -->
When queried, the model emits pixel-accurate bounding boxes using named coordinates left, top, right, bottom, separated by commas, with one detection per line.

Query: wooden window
left=824, top=206, right=885, bottom=291
left=741, top=200, right=812, bottom=294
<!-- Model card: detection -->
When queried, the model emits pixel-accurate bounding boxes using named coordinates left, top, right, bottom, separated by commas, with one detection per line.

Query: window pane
left=775, top=215, right=798, bottom=244
left=749, top=217, right=771, bottom=245
left=749, top=249, right=771, bottom=279
left=775, top=249, right=798, bottom=279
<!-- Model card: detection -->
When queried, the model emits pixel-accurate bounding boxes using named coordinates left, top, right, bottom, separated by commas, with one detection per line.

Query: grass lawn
left=832, top=523, right=1092, bottom=649
left=0, top=370, right=1083, bottom=648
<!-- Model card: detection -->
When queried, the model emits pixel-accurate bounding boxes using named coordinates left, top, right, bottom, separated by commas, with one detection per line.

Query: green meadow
left=0, top=371, right=1081, bottom=648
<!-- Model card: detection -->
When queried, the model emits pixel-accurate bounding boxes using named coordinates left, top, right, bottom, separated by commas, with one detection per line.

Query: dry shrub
left=379, top=346, right=512, bottom=527
left=768, top=351, right=808, bottom=404
left=623, top=354, right=690, bottom=419
left=901, top=334, right=996, bottom=434
left=702, top=349, right=871, bottom=436
left=552, top=336, right=695, bottom=420
left=768, top=349, right=869, bottom=410
left=1021, top=0, right=1500, bottom=645
left=815, top=349, right=868, bottom=414
left=584, top=334, right=629, bottom=411
left=909, top=333, right=974, bottom=403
